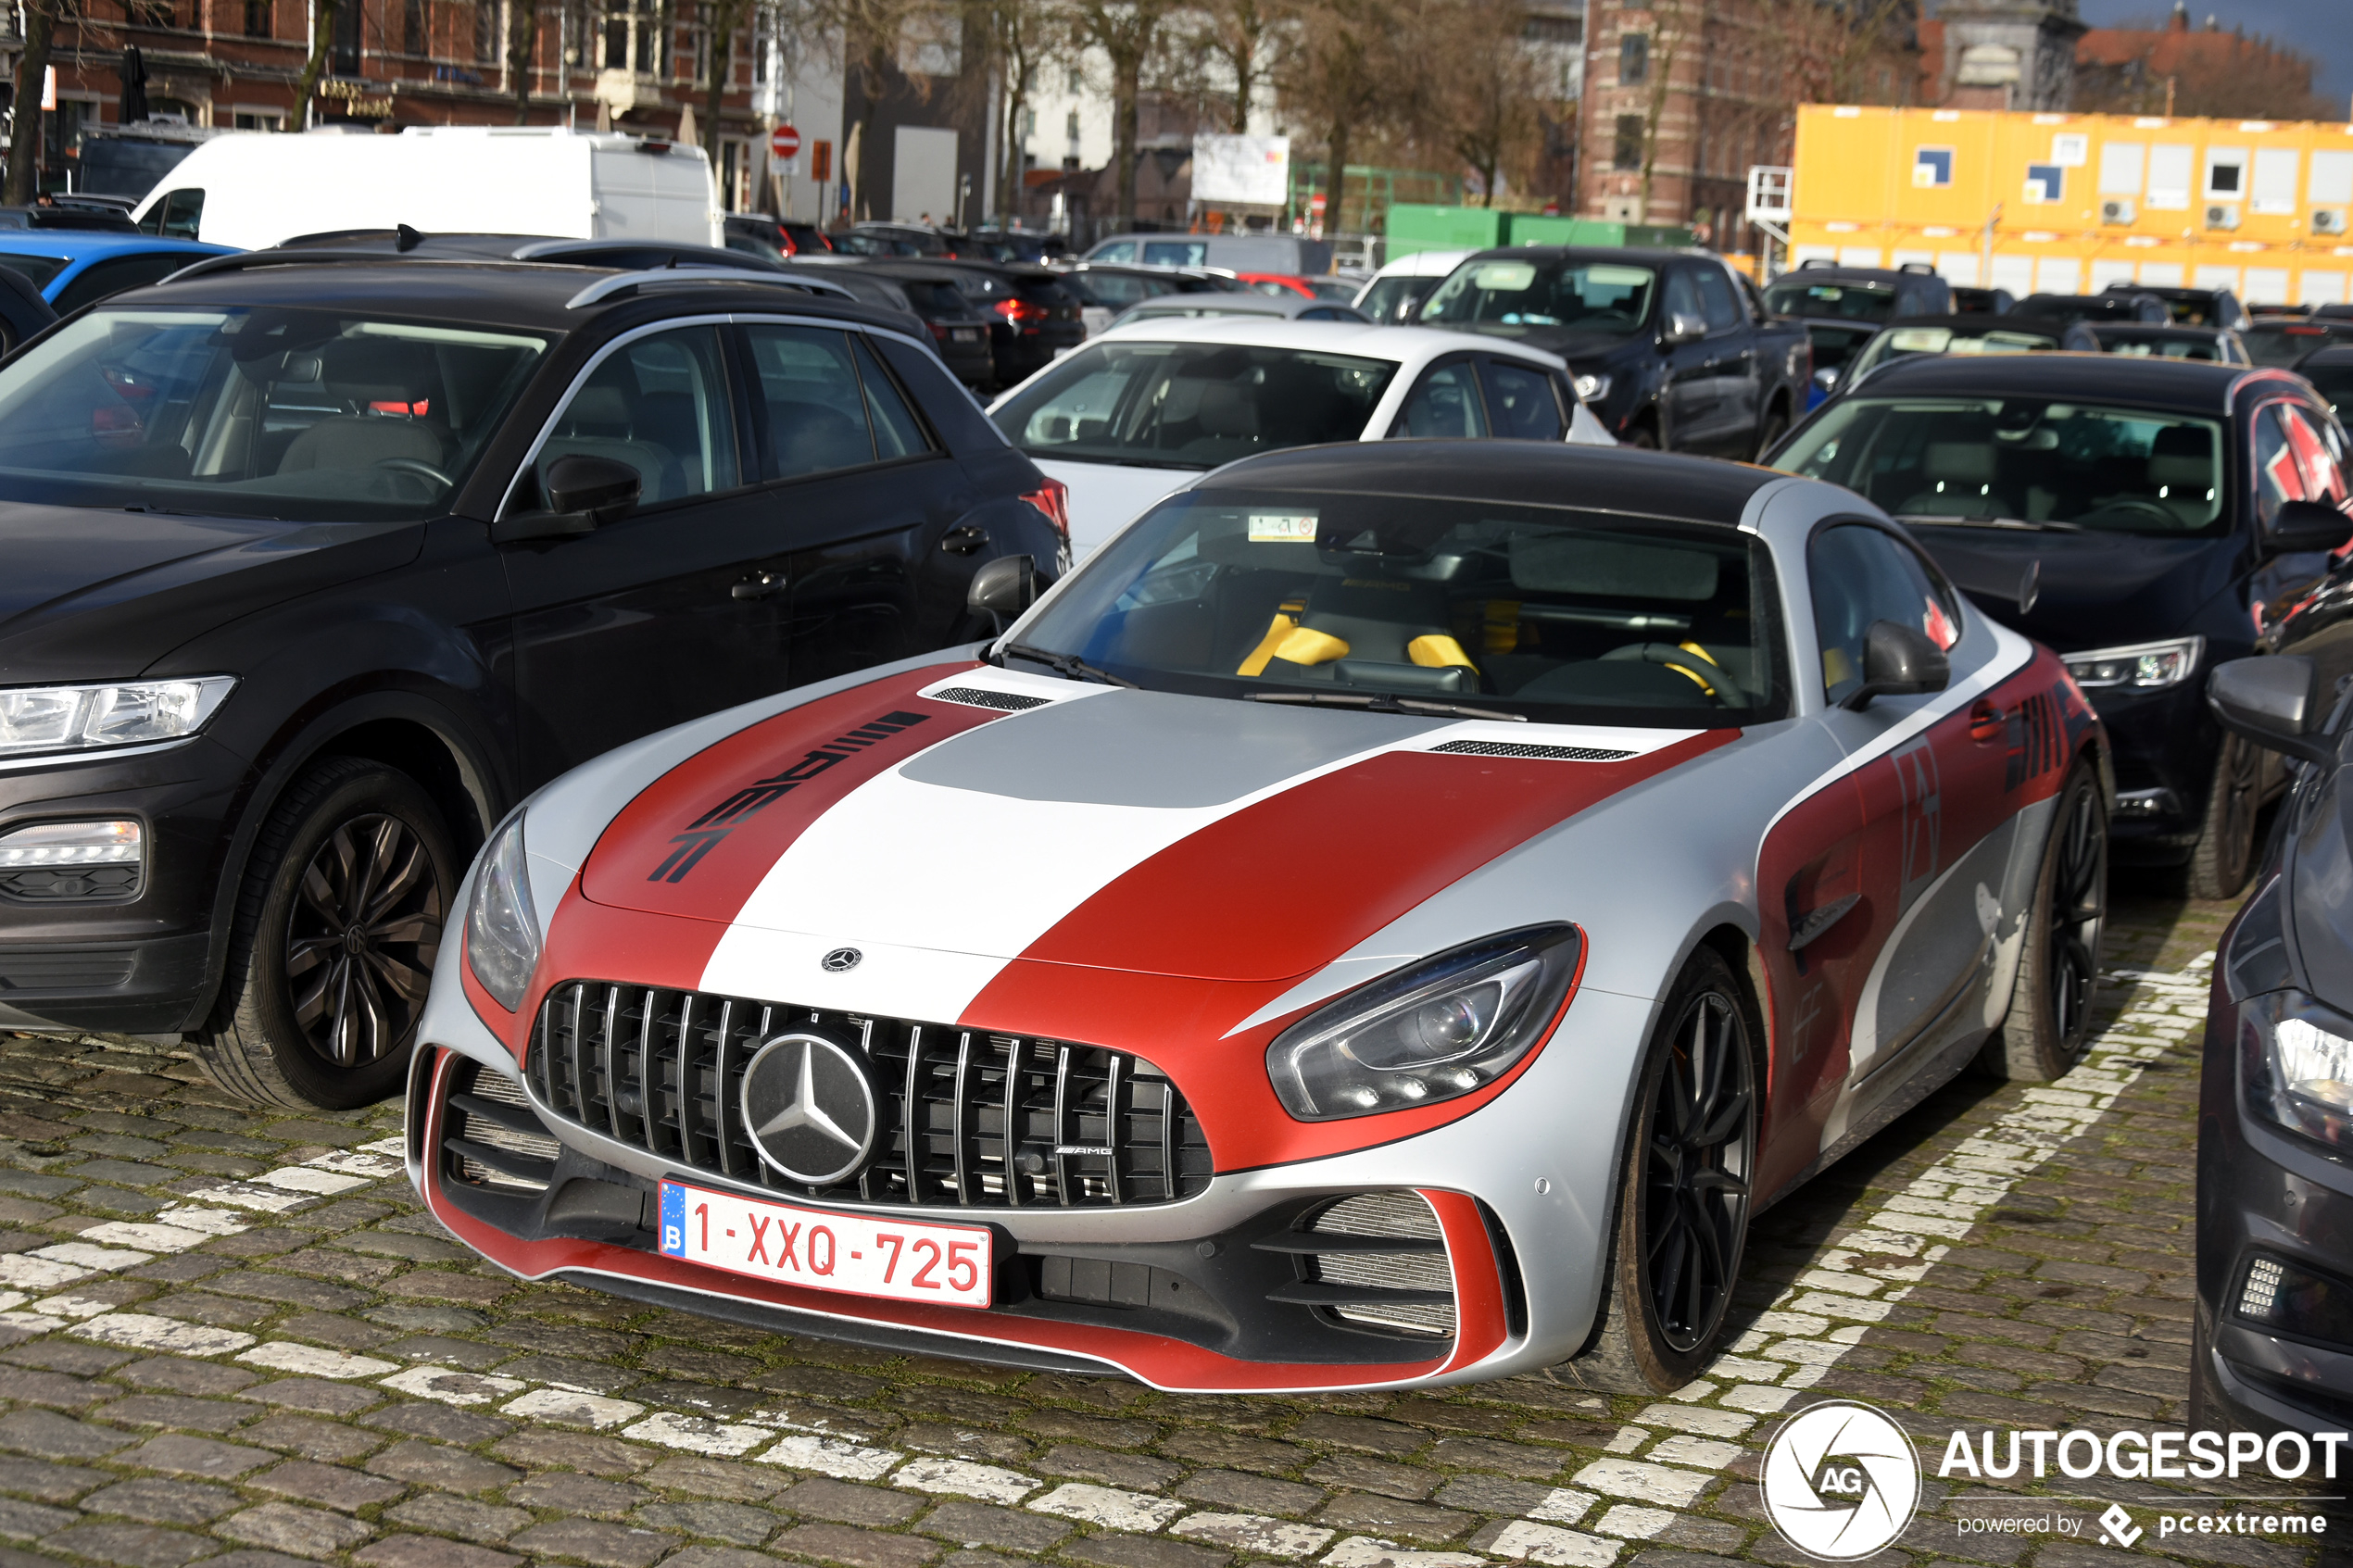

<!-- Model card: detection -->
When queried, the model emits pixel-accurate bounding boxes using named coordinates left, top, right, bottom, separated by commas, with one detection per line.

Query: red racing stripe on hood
left=971, top=731, right=1731, bottom=990
left=579, top=665, right=1000, bottom=922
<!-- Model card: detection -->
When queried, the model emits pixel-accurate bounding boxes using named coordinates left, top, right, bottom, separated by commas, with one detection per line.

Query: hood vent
left=931, top=686, right=1051, bottom=712
left=1432, top=739, right=1633, bottom=761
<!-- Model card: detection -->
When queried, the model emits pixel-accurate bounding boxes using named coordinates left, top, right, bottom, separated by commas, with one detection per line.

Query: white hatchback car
left=988, top=318, right=1614, bottom=555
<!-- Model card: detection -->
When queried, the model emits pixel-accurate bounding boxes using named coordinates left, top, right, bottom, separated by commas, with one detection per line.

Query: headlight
left=2244, top=992, right=2353, bottom=1150
left=1266, top=925, right=1580, bottom=1121
left=465, top=812, right=541, bottom=1013
left=2061, top=636, right=2202, bottom=690
left=0, top=677, right=235, bottom=758
left=1572, top=373, right=1611, bottom=402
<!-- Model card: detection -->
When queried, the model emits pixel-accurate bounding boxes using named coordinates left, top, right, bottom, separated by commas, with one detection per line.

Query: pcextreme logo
left=1761, top=1401, right=1923, bottom=1562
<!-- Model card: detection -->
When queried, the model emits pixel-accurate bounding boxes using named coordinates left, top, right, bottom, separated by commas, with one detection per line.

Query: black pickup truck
left=1416, top=246, right=1812, bottom=457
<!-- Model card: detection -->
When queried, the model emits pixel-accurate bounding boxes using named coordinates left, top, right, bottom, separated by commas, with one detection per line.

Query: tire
left=195, top=758, right=456, bottom=1110
left=2188, top=729, right=2260, bottom=901
left=1622, top=420, right=1660, bottom=450
left=1552, top=947, right=1760, bottom=1394
left=1982, top=756, right=2107, bottom=1081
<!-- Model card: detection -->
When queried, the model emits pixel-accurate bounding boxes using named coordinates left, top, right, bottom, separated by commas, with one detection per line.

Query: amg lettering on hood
left=1938, top=1427, right=2353, bottom=1481
left=648, top=709, right=930, bottom=884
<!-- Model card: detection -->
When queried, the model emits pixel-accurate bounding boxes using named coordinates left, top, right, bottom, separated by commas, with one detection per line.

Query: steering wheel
left=2088, top=498, right=2176, bottom=525
left=376, top=458, right=452, bottom=487
left=1603, top=641, right=1730, bottom=705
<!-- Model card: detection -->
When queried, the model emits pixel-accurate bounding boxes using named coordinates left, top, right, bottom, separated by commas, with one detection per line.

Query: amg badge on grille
left=822, top=947, right=862, bottom=972
left=739, top=1034, right=880, bottom=1185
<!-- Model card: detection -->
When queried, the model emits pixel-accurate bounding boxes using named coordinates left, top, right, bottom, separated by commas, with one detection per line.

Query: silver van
left=1082, top=232, right=1332, bottom=274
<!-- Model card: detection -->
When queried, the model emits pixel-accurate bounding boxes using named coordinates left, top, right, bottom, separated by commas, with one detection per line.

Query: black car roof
left=1865, top=313, right=2061, bottom=334
left=115, top=257, right=914, bottom=336
left=1195, top=440, right=1779, bottom=525
left=2299, top=345, right=2353, bottom=366
left=1771, top=266, right=1924, bottom=286
left=2090, top=323, right=2229, bottom=338
left=1850, top=352, right=2290, bottom=411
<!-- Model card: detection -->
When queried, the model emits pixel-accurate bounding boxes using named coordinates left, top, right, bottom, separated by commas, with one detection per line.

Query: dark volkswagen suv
left=0, top=255, right=1063, bottom=1110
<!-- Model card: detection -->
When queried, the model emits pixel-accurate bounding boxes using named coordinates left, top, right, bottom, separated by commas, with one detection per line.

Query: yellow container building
left=1786, top=104, right=2353, bottom=307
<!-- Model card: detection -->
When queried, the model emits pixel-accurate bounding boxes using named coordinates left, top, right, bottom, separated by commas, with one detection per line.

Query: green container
left=1505, top=215, right=1624, bottom=247
left=1626, top=224, right=1697, bottom=248
left=1384, top=204, right=1508, bottom=259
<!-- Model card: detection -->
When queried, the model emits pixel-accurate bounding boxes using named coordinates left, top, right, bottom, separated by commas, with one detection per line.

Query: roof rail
left=159, top=248, right=403, bottom=283
left=562, top=268, right=862, bottom=308
left=1798, top=257, right=1833, bottom=269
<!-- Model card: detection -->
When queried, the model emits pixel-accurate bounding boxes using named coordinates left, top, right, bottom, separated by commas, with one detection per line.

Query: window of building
left=402, top=0, right=424, bottom=53
left=333, top=0, right=362, bottom=72
left=1613, top=114, right=1643, bottom=172
left=244, top=0, right=271, bottom=35
left=2023, top=162, right=2061, bottom=204
left=1618, top=31, right=1648, bottom=85
left=1913, top=146, right=1953, bottom=187
left=474, top=0, right=499, bottom=61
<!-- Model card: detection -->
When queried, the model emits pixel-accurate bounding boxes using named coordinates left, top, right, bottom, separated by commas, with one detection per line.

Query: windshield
left=2093, top=329, right=2226, bottom=361
left=1013, top=487, right=1786, bottom=724
left=0, top=307, right=549, bottom=521
left=1849, top=324, right=2057, bottom=381
left=989, top=341, right=1398, bottom=469
left=1763, top=279, right=1897, bottom=322
left=2245, top=325, right=2348, bottom=368
left=1357, top=276, right=1435, bottom=324
left=1772, top=397, right=2228, bottom=535
left=1420, top=260, right=1655, bottom=334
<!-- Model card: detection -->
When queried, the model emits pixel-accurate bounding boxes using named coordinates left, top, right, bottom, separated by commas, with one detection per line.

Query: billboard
left=1193, top=134, right=1290, bottom=207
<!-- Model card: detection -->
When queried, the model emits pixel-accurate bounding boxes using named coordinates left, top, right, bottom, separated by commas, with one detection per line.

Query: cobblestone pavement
left=0, top=887, right=2274, bottom=1568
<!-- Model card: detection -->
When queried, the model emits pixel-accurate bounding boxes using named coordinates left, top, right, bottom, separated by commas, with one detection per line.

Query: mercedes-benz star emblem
left=821, top=947, right=862, bottom=972
left=739, top=1033, right=878, bottom=1185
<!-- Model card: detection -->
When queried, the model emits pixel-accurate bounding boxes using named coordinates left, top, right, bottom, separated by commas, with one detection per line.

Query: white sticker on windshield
left=1248, top=512, right=1318, bottom=543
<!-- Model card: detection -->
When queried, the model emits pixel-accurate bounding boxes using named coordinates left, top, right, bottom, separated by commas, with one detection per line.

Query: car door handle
left=1788, top=893, right=1860, bottom=951
left=1970, top=699, right=2006, bottom=743
left=731, top=571, right=784, bottom=600
left=941, top=525, right=991, bottom=555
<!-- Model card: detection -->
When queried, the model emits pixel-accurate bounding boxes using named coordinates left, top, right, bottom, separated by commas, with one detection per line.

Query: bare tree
left=4, top=0, right=57, bottom=202
left=700, top=0, right=756, bottom=161
left=1277, top=0, right=1416, bottom=234
left=510, top=0, right=543, bottom=121
left=973, top=0, right=1058, bottom=224
left=1429, top=0, right=1543, bottom=207
left=1189, top=0, right=1278, bottom=133
left=1065, top=0, right=1170, bottom=225
left=288, top=0, right=340, bottom=129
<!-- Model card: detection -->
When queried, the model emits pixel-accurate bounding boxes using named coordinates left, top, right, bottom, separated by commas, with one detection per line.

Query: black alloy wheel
left=1553, top=947, right=1760, bottom=1393
left=2043, top=777, right=2104, bottom=1045
left=285, top=812, right=444, bottom=1069
left=1642, top=990, right=1755, bottom=1353
left=197, top=758, right=458, bottom=1110
left=2190, top=732, right=2260, bottom=900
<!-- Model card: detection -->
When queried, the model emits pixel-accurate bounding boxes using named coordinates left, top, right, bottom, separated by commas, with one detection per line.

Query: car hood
left=0, top=504, right=425, bottom=681
left=1441, top=323, right=1647, bottom=365
left=1906, top=524, right=2246, bottom=653
left=568, top=664, right=1719, bottom=1016
left=1031, top=457, right=1199, bottom=558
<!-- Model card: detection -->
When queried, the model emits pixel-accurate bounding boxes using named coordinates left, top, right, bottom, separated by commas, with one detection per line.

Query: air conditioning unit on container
left=2206, top=203, right=2240, bottom=231
left=2316, top=208, right=2349, bottom=236
left=2101, top=199, right=2135, bottom=225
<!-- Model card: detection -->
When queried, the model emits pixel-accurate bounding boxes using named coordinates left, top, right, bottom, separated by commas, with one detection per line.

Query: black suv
left=0, top=255, right=1063, bottom=1109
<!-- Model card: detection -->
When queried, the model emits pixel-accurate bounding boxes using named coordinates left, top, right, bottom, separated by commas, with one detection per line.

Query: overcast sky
left=2075, top=0, right=2351, bottom=106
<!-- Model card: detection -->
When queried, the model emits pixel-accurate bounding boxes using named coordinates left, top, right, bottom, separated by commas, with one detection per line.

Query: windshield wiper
left=1898, top=513, right=2082, bottom=533
left=1246, top=691, right=1528, bottom=722
left=999, top=644, right=1139, bottom=688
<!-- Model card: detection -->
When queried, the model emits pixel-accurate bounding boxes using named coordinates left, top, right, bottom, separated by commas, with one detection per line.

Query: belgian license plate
left=951, top=328, right=981, bottom=342
left=658, top=1181, right=993, bottom=1307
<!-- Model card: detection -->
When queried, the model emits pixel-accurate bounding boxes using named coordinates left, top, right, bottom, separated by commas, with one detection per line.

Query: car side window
left=851, top=334, right=932, bottom=461
left=1479, top=358, right=1566, bottom=441
left=741, top=324, right=892, bottom=480
left=1664, top=269, right=1705, bottom=331
left=51, top=252, right=203, bottom=315
left=2256, top=405, right=2307, bottom=529
left=143, top=189, right=203, bottom=240
left=1809, top=522, right=1958, bottom=703
left=1394, top=360, right=1489, bottom=438
left=1092, top=242, right=1137, bottom=263
left=537, top=327, right=739, bottom=508
left=1695, top=268, right=1742, bottom=335
left=2277, top=404, right=2348, bottom=509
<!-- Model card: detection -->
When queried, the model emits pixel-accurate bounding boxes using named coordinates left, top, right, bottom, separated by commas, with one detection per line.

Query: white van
left=132, top=127, right=722, bottom=251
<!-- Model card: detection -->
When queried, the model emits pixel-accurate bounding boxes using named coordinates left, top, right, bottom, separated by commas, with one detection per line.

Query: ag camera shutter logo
left=1762, top=1400, right=1922, bottom=1561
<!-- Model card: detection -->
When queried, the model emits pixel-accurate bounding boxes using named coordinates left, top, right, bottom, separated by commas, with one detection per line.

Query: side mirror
left=967, top=553, right=1038, bottom=630
left=489, top=454, right=642, bottom=546
left=1842, top=619, right=1950, bottom=710
left=2210, top=655, right=2335, bottom=767
left=1813, top=366, right=1840, bottom=394
left=2266, top=498, right=2352, bottom=555
left=1666, top=311, right=1707, bottom=345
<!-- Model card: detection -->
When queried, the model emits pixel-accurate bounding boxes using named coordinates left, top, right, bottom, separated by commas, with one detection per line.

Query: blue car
left=0, top=231, right=233, bottom=316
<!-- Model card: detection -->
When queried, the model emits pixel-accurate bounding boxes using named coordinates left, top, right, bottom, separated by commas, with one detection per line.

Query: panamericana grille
left=528, top=983, right=1213, bottom=1209
left=1431, top=739, right=1633, bottom=762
